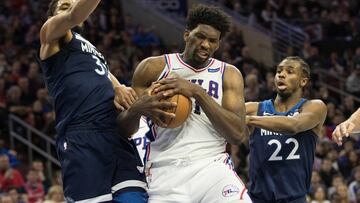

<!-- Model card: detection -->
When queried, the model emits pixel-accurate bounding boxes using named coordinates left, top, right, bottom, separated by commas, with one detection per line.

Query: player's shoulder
left=133, top=55, right=168, bottom=83
left=136, top=55, right=166, bottom=73
left=302, top=99, right=327, bottom=112
left=222, top=63, right=243, bottom=87
left=303, top=99, right=326, bottom=108
left=141, top=55, right=166, bottom=66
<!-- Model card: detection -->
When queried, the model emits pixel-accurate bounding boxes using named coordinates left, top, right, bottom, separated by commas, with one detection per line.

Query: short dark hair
left=47, top=0, right=60, bottom=17
left=285, top=56, right=310, bottom=78
left=186, top=4, right=231, bottom=38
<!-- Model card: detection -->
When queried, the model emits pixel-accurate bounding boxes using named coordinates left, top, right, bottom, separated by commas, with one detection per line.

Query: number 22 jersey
left=249, top=99, right=317, bottom=201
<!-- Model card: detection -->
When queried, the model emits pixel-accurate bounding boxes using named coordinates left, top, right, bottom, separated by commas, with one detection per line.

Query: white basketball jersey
left=147, top=53, right=228, bottom=164
left=132, top=117, right=150, bottom=165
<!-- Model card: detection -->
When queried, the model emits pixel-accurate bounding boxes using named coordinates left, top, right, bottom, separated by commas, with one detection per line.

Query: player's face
left=275, top=59, right=308, bottom=97
left=54, top=0, right=84, bottom=29
left=184, top=24, right=220, bottom=64
left=54, top=0, right=75, bottom=15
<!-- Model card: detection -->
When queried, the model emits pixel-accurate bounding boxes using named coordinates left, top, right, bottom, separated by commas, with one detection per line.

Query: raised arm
left=40, top=0, right=101, bottom=44
left=247, top=99, right=327, bottom=135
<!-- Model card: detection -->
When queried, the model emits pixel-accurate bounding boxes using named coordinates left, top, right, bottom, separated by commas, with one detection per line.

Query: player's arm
left=247, top=99, right=327, bottom=134
left=332, top=108, right=360, bottom=145
left=155, top=65, right=247, bottom=144
left=116, top=57, right=176, bottom=137
left=40, top=0, right=101, bottom=44
left=244, top=102, right=259, bottom=137
left=109, top=72, right=138, bottom=111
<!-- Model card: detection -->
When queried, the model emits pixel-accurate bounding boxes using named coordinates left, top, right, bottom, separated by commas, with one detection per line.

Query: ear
left=183, top=30, right=190, bottom=43
left=300, top=77, right=308, bottom=88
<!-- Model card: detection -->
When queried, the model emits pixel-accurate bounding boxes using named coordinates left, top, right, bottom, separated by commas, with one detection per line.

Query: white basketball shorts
left=146, top=153, right=252, bottom=203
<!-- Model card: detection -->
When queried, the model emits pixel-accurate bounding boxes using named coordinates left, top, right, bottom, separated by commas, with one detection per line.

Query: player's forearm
left=194, top=90, right=246, bottom=145
left=68, top=0, right=102, bottom=25
left=117, top=108, right=142, bottom=138
left=247, top=115, right=302, bottom=134
left=348, top=108, right=360, bottom=127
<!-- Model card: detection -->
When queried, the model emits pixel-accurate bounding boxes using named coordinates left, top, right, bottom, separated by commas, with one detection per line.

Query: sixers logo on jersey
left=222, top=185, right=240, bottom=197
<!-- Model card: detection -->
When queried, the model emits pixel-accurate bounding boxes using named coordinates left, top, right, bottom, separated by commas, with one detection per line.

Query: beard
left=277, top=90, right=291, bottom=99
left=71, top=25, right=84, bottom=34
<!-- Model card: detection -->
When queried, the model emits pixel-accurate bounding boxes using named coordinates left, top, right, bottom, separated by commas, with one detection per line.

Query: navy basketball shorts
left=56, top=127, right=147, bottom=202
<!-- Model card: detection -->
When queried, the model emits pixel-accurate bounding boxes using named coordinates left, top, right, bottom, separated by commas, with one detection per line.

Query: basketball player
left=118, top=5, right=252, bottom=203
left=332, top=108, right=360, bottom=145
left=246, top=56, right=327, bottom=203
left=38, top=0, right=172, bottom=202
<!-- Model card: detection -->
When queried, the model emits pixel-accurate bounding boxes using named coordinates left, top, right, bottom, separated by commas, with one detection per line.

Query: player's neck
left=274, top=91, right=302, bottom=112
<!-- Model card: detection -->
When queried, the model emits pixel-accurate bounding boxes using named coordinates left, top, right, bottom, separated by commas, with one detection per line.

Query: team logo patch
left=208, top=67, right=220, bottom=73
left=222, top=185, right=240, bottom=197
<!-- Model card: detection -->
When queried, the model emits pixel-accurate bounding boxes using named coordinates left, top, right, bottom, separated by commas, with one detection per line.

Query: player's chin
left=277, top=90, right=291, bottom=97
left=194, top=55, right=209, bottom=64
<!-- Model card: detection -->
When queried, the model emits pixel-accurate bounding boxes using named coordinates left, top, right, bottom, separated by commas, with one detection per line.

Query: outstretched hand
left=332, top=120, right=355, bottom=145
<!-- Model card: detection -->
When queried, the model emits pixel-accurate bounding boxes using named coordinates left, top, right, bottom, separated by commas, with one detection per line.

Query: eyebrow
left=196, top=31, right=219, bottom=40
left=59, top=2, right=71, bottom=8
left=277, top=65, right=295, bottom=69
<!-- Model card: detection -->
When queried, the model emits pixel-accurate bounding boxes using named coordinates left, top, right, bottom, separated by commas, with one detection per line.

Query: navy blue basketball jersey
left=39, top=32, right=117, bottom=135
left=249, top=99, right=317, bottom=202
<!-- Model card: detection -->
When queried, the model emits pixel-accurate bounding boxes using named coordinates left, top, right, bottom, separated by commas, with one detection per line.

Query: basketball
left=160, top=94, right=192, bottom=128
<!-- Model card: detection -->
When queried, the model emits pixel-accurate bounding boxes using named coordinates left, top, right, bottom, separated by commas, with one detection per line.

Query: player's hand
left=131, top=83, right=177, bottom=128
left=153, top=77, right=201, bottom=98
left=331, top=120, right=355, bottom=145
left=114, top=85, right=138, bottom=111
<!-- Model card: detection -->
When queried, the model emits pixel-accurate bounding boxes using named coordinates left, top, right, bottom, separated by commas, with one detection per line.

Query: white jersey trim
left=111, top=180, right=147, bottom=193
left=75, top=194, right=112, bottom=203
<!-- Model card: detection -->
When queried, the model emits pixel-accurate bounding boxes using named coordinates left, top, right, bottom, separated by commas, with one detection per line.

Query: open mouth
left=277, top=81, right=287, bottom=90
left=197, top=50, right=209, bottom=59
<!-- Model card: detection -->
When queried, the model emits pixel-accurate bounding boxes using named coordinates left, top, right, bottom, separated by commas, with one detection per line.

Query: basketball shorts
left=56, top=127, right=147, bottom=202
left=146, top=153, right=252, bottom=203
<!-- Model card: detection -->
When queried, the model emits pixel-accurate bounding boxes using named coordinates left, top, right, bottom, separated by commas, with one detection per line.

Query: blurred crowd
left=217, top=0, right=360, bottom=42
left=0, top=0, right=359, bottom=202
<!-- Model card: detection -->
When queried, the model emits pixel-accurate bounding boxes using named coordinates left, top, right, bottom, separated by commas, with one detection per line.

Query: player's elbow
left=227, top=130, right=246, bottom=145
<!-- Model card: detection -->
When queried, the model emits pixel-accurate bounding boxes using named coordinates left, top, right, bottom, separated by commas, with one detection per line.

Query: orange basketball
left=160, top=94, right=192, bottom=128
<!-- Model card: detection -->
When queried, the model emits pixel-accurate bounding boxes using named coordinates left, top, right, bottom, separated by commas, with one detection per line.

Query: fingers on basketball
left=159, top=94, right=192, bottom=128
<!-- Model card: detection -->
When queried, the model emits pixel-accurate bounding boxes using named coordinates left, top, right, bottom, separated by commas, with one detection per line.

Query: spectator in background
left=0, top=154, right=24, bottom=192
left=24, top=168, right=44, bottom=203
left=0, top=194, right=16, bottom=203
left=310, top=171, right=326, bottom=196
left=7, top=186, right=27, bottom=203
left=339, top=148, right=360, bottom=180
left=311, top=186, right=330, bottom=203
left=319, top=158, right=338, bottom=188
left=6, top=86, right=30, bottom=119
left=346, top=62, right=360, bottom=97
left=43, top=185, right=64, bottom=203
left=31, top=160, right=50, bottom=193
left=332, top=183, right=350, bottom=203
left=328, top=174, right=345, bottom=198
left=244, top=73, right=260, bottom=101
left=349, top=166, right=360, bottom=203
left=0, top=139, right=19, bottom=167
